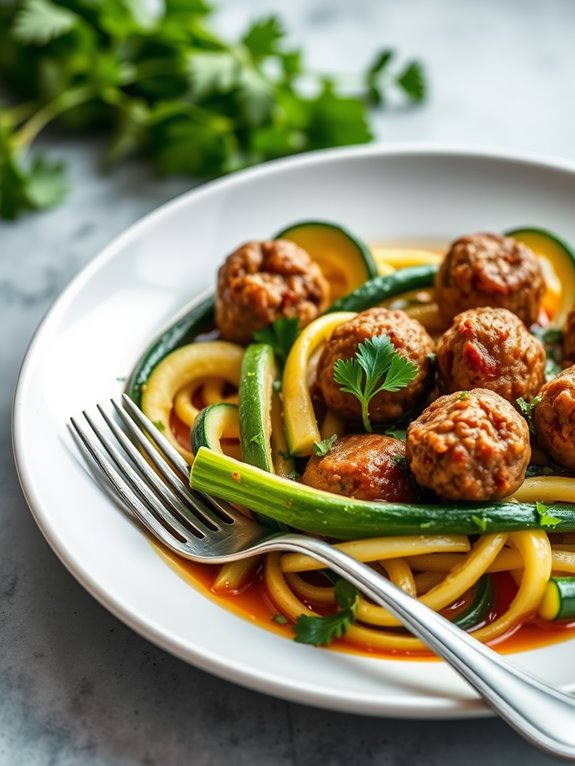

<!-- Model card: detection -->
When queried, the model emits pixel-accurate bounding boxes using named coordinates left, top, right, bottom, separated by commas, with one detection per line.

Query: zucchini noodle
left=138, top=239, right=575, bottom=657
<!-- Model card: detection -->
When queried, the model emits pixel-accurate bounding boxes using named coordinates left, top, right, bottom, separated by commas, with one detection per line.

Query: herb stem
left=14, top=83, right=100, bottom=149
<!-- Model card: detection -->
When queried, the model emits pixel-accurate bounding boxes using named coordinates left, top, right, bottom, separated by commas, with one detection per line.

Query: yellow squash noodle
left=141, top=340, right=244, bottom=463
left=282, top=311, right=356, bottom=456
left=511, top=476, right=575, bottom=504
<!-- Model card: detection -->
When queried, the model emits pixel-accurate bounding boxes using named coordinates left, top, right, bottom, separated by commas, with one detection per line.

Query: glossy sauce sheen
left=157, top=545, right=575, bottom=660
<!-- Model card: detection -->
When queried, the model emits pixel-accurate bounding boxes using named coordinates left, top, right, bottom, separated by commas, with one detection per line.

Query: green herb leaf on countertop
left=293, top=579, right=359, bottom=646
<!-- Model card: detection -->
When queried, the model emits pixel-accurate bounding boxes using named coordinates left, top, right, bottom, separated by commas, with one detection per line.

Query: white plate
left=13, top=144, right=575, bottom=719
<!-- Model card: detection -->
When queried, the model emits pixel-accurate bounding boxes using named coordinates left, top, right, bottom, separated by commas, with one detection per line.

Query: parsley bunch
left=0, top=0, right=427, bottom=220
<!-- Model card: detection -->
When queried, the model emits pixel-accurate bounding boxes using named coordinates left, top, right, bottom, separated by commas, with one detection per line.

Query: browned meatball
left=436, top=307, right=546, bottom=401
left=215, top=239, right=330, bottom=344
left=406, top=389, right=530, bottom=501
left=316, top=308, right=435, bottom=425
left=302, top=434, right=421, bottom=502
left=563, top=307, right=575, bottom=367
left=435, top=233, right=545, bottom=326
left=534, top=365, right=575, bottom=470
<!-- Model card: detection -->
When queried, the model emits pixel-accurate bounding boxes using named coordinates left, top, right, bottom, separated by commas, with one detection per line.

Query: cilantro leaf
left=334, top=334, right=418, bottom=432
left=393, top=454, right=408, bottom=470
left=13, top=0, right=78, bottom=45
left=313, top=434, right=337, bottom=457
left=253, top=317, right=299, bottom=367
left=515, top=395, right=541, bottom=435
left=459, top=391, right=469, bottom=400
left=272, top=613, right=288, bottom=625
left=365, top=48, right=394, bottom=106
left=536, top=500, right=561, bottom=529
left=242, top=16, right=284, bottom=59
left=396, top=61, right=426, bottom=102
left=25, top=155, right=68, bottom=208
left=294, top=579, right=359, bottom=646
left=384, top=427, right=407, bottom=441
left=471, top=514, right=488, bottom=532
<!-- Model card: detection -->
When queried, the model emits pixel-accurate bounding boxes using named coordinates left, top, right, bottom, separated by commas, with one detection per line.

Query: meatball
left=406, top=389, right=530, bottom=501
left=435, top=233, right=545, bottom=326
left=563, top=307, right=575, bottom=367
left=534, top=365, right=575, bottom=470
left=215, top=239, right=330, bottom=344
left=436, top=307, right=546, bottom=401
left=302, top=434, right=421, bottom=502
left=316, top=308, right=436, bottom=425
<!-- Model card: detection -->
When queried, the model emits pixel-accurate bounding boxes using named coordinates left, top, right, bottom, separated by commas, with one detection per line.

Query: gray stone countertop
left=2, top=1, right=574, bottom=764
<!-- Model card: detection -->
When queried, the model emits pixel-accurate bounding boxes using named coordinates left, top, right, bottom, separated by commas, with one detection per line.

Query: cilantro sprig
left=294, top=579, right=359, bottom=646
left=313, top=434, right=338, bottom=457
left=333, top=334, right=418, bottom=432
left=515, top=395, right=541, bottom=435
left=0, top=0, right=427, bottom=220
left=253, top=317, right=299, bottom=367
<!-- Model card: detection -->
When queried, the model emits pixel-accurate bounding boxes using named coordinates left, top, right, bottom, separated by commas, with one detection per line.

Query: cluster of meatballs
left=215, top=233, right=575, bottom=504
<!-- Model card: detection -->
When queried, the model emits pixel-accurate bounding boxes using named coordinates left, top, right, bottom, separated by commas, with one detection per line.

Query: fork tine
left=81, top=410, right=204, bottom=541
left=116, top=398, right=240, bottom=527
left=121, top=394, right=188, bottom=479
left=96, top=405, right=217, bottom=534
left=70, top=416, right=190, bottom=553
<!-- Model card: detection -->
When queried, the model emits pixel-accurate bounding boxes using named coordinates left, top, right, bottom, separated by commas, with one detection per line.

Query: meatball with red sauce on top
left=316, top=308, right=435, bottom=425
left=302, top=434, right=420, bottom=502
left=534, top=364, right=575, bottom=471
left=215, top=239, right=330, bottom=344
left=436, top=307, right=546, bottom=401
left=406, top=388, right=530, bottom=502
left=435, top=233, right=545, bottom=326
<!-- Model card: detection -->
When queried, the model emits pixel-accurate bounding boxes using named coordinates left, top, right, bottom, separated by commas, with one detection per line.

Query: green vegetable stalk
left=0, top=0, right=427, bottom=220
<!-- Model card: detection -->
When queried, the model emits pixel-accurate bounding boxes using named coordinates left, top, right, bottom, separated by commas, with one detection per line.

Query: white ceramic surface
left=13, top=144, right=575, bottom=719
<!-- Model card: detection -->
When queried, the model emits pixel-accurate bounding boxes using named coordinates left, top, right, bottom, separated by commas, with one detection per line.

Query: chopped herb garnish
left=545, top=358, right=562, bottom=381
left=313, top=434, right=338, bottom=457
left=384, top=427, right=407, bottom=441
left=254, top=317, right=300, bottom=367
left=294, top=579, right=359, bottom=646
left=458, top=391, right=469, bottom=400
left=272, top=614, right=289, bottom=625
left=536, top=500, right=561, bottom=529
left=115, top=376, right=126, bottom=382
left=515, top=395, right=541, bottom=435
left=333, top=334, right=418, bottom=432
left=152, top=420, right=165, bottom=432
left=286, top=469, right=300, bottom=482
left=471, top=514, right=488, bottom=532
left=393, top=455, right=408, bottom=470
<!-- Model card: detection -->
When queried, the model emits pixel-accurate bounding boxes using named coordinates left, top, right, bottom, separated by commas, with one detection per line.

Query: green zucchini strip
left=539, top=577, right=575, bottom=621
left=190, top=447, right=575, bottom=540
left=328, top=264, right=438, bottom=314
left=451, top=575, right=494, bottom=631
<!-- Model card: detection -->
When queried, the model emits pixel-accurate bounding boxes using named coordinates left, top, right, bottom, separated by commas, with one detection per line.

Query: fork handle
left=256, top=534, right=575, bottom=760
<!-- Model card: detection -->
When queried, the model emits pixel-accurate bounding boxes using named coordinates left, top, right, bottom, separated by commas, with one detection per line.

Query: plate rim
left=12, top=142, right=575, bottom=719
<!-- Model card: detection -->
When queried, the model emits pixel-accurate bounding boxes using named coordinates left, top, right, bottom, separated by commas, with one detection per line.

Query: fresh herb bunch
left=333, top=334, right=419, bottom=432
left=0, top=0, right=427, bottom=220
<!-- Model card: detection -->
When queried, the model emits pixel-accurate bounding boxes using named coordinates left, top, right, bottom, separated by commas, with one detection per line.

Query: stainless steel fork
left=70, top=394, right=575, bottom=761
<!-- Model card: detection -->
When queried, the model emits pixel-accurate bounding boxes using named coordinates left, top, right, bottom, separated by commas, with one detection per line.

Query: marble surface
left=2, top=1, right=575, bottom=763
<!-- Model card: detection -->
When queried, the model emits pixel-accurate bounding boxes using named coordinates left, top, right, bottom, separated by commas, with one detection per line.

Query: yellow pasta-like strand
left=511, top=476, right=575, bottom=504
left=282, top=312, right=356, bottom=456
left=285, top=573, right=335, bottom=605
left=380, top=558, right=417, bottom=597
left=213, top=557, right=261, bottom=594
left=280, top=535, right=470, bottom=573
left=371, top=247, right=442, bottom=270
left=355, top=534, right=506, bottom=628
left=142, top=341, right=243, bottom=463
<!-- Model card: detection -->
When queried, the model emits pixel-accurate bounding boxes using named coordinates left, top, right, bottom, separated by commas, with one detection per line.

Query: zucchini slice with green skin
left=328, top=265, right=438, bottom=314
left=127, top=294, right=214, bottom=406
left=451, top=575, right=494, bottom=631
left=539, top=577, right=575, bottom=621
left=275, top=220, right=378, bottom=302
left=191, top=403, right=239, bottom=455
left=239, top=343, right=277, bottom=472
left=190, top=447, right=575, bottom=540
left=505, top=227, right=575, bottom=326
